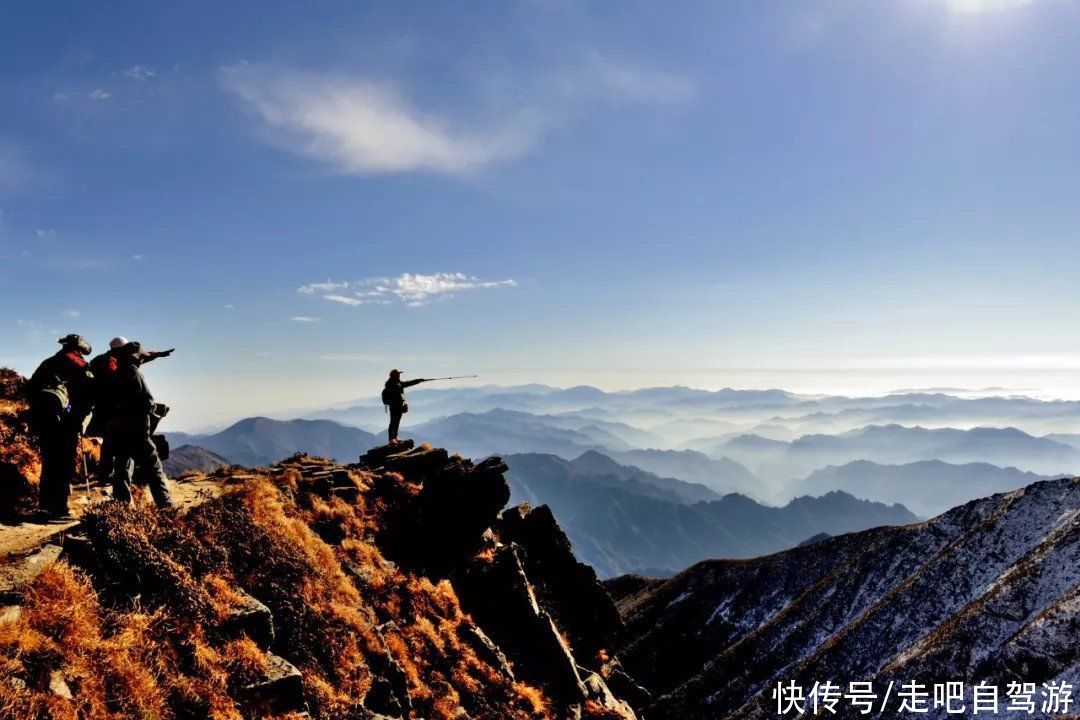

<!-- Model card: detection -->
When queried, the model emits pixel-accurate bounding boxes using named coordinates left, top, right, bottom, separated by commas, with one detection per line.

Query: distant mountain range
left=503, top=451, right=916, bottom=578
left=792, top=459, right=1059, bottom=517
left=609, top=477, right=1080, bottom=720
left=509, top=450, right=725, bottom=505
left=168, top=417, right=381, bottom=467
left=713, top=424, right=1080, bottom=481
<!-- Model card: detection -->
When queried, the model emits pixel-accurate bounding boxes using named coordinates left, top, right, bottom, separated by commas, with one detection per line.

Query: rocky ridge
left=0, top=437, right=644, bottom=720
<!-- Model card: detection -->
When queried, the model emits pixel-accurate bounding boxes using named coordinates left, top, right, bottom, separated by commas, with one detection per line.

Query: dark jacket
left=88, top=350, right=124, bottom=428
left=111, top=361, right=156, bottom=430
left=383, top=378, right=423, bottom=410
left=28, top=350, right=95, bottom=421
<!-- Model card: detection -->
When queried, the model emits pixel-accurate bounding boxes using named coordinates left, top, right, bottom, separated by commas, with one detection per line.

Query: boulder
left=238, top=652, right=306, bottom=715
left=373, top=453, right=511, bottom=574
left=221, top=588, right=275, bottom=650
left=361, top=441, right=415, bottom=466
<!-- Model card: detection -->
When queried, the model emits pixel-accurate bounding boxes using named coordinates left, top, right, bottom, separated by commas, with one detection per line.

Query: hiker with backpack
left=107, top=341, right=173, bottom=508
left=28, top=334, right=95, bottom=520
left=382, top=369, right=428, bottom=445
left=88, top=337, right=173, bottom=485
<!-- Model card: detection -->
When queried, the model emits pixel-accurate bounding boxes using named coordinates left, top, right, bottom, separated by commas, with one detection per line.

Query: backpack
left=381, top=385, right=395, bottom=407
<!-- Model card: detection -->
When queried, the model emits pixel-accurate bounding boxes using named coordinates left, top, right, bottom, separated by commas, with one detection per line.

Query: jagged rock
left=456, top=544, right=587, bottom=702
left=496, top=503, right=624, bottom=665
left=463, top=625, right=515, bottom=680
left=0, top=605, right=22, bottom=624
left=374, top=453, right=510, bottom=574
left=601, top=657, right=652, bottom=711
left=330, top=486, right=360, bottom=501
left=383, top=446, right=450, bottom=477
left=581, top=670, right=637, bottom=720
left=238, top=652, right=306, bottom=714
left=0, top=543, right=62, bottom=603
left=221, top=588, right=275, bottom=650
left=360, top=441, right=415, bottom=466
left=364, top=621, right=412, bottom=717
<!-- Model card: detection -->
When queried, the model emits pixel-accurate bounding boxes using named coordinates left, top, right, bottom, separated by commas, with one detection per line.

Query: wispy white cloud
left=291, top=315, right=320, bottom=323
left=301, top=272, right=517, bottom=308
left=122, top=64, right=157, bottom=81
left=62, top=309, right=81, bottom=320
left=587, top=56, right=696, bottom=105
left=36, top=229, right=55, bottom=240
left=132, top=253, right=144, bottom=261
left=323, top=294, right=367, bottom=307
left=88, top=88, right=112, bottom=101
left=298, top=280, right=349, bottom=295
left=221, top=65, right=539, bottom=175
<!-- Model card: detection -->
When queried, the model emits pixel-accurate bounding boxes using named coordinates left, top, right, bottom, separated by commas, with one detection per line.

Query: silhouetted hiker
left=88, top=337, right=173, bottom=485
left=107, top=341, right=172, bottom=507
left=28, top=334, right=95, bottom=520
left=382, top=369, right=428, bottom=444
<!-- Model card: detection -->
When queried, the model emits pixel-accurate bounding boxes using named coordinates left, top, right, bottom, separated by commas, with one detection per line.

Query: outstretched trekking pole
left=424, top=375, right=479, bottom=381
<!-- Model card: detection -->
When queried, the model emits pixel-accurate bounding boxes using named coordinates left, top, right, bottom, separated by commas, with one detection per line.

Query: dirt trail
left=0, top=475, right=225, bottom=560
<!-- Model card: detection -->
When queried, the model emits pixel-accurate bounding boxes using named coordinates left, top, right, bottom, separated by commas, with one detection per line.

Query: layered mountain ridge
left=608, top=476, right=1080, bottom=719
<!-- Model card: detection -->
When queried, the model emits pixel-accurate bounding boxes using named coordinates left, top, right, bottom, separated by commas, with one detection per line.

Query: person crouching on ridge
left=88, top=337, right=173, bottom=485
left=382, top=369, right=427, bottom=445
left=108, top=341, right=172, bottom=508
left=28, top=334, right=95, bottom=521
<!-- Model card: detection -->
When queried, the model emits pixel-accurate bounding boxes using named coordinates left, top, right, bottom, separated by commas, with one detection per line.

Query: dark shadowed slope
left=609, top=477, right=1080, bottom=720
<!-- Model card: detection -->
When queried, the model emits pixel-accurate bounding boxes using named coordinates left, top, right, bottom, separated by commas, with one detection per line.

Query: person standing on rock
left=27, top=334, right=95, bottom=520
left=382, top=369, right=428, bottom=445
left=88, top=337, right=173, bottom=485
left=108, top=341, right=173, bottom=508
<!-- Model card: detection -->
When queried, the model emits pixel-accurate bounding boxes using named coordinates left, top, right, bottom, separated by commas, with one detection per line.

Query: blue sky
left=3, top=0, right=1080, bottom=429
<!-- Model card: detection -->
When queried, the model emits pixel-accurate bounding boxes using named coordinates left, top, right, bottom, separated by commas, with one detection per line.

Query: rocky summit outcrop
left=608, top=477, right=1080, bottom=720
left=0, top=429, right=643, bottom=720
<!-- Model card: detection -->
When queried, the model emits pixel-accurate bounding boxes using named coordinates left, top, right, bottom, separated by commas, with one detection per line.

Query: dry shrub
left=221, top=637, right=269, bottom=686
left=0, top=563, right=243, bottom=720
left=0, top=370, right=39, bottom=518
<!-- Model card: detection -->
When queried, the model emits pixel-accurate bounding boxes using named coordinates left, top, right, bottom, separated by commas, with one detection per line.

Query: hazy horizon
left=152, top=366, right=1080, bottom=433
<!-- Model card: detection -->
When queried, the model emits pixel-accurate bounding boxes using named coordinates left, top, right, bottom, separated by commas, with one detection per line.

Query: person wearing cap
left=382, top=369, right=428, bottom=445
left=27, top=334, right=95, bottom=519
left=88, top=337, right=173, bottom=484
left=107, top=341, right=173, bottom=508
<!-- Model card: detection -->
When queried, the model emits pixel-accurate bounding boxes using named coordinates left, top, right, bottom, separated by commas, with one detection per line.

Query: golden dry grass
left=0, top=461, right=555, bottom=719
